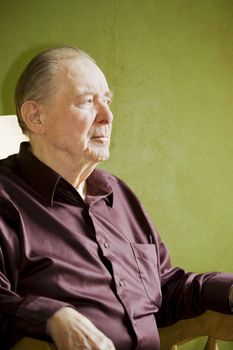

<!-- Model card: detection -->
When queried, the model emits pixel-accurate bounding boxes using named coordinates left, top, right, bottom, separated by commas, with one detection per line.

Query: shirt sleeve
left=114, top=176, right=233, bottom=327
left=0, top=196, right=71, bottom=349
left=155, top=235, right=233, bottom=327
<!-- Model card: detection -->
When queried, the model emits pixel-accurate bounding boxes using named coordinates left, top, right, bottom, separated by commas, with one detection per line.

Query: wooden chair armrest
left=10, top=337, right=56, bottom=350
left=10, top=311, right=233, bottom=350
left=159, top=310, right=233, bottom=349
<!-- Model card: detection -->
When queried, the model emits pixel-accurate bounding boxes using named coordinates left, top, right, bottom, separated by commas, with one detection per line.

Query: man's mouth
left=91, top=135, right=108, bottom=143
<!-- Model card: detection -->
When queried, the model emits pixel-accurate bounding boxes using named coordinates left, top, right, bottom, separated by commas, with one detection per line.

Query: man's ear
left=20, top=101, right=45, bottom=134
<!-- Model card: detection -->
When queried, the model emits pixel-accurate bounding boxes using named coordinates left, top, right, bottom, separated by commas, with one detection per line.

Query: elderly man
left=0, top=46, right=232, bottom=350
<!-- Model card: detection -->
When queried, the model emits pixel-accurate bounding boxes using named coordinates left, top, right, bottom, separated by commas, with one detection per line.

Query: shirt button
left=119, top=280, right=124, bottom=287
left=104, top=241, right=109, bottom=248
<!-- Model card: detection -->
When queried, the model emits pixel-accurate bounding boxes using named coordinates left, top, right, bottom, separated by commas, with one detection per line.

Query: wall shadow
left=1, top=43, right=58, bottom=115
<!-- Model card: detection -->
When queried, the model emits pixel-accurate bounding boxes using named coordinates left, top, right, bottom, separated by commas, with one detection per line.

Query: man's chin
left=94, top=152, right=110, bottom=162
left=86, top=147, right=110, bottom=163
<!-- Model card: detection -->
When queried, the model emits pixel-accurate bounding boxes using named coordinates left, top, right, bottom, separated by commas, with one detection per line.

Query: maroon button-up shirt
left=0, top=142, right=232, bottom=349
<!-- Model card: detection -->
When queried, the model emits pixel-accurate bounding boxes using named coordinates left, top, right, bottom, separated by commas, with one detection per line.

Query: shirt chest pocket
left=130, top=243, right=162, bottom=307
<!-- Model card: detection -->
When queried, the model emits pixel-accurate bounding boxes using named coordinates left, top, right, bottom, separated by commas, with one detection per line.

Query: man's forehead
left=62, top=58, right=110, bottom=95
left=64, top=57, right=104, bottom=79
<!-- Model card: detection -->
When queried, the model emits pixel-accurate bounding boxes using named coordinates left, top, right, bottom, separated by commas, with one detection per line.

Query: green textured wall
left=1, top=1, right=233, bottom=348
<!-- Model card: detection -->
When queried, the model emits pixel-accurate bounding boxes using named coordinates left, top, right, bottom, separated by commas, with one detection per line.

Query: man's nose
left=95, top=103, right=113, bottom=125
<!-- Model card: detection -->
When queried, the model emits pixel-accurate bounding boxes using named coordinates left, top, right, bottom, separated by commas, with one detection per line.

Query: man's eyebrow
left=106, top=90, right=113, bottom=99
left=75, top=90, right=113, bottom=99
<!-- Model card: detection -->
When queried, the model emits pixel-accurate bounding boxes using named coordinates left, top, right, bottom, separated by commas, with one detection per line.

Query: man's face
left=40, top=57, right=113, bottom=164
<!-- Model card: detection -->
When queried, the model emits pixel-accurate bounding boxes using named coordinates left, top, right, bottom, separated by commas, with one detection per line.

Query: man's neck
left=76, top=180, right=87, bottom=200
left=29, top=141, right=98, bottom=188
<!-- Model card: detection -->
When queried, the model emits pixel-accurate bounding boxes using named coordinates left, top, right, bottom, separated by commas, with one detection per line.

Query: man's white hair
left=15, top=46, right=95, bottom=134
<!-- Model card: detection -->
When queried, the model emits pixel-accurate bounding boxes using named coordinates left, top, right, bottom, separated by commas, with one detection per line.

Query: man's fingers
left=82, top=331, right=115, bottom=350
left=98, top=337, right=115, bottom=350
left=74, top=315, right=114, bottom=349
left=47, top=307, right=116, bottom=350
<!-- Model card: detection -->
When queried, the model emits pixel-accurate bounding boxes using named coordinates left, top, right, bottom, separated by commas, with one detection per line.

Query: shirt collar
left=16, top=142, right=61, bottom=204
left=16, top=142, right=113, bottom=206
left=87, top=168, right=113, bottom=207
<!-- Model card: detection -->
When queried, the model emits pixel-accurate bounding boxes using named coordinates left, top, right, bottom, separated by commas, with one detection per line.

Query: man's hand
left=46, top=307, right=116, bottom=350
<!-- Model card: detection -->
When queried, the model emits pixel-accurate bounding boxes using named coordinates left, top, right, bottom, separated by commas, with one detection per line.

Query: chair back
left=0, top=115, right=27, bottom=159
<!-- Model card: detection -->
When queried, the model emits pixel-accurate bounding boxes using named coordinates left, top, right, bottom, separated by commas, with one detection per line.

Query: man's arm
left=155, top=235, right=233, bottom=327
left=229, top=285, right=233, bottom=312
left=0, top=253, right=70, bottom=348
left=0, top=197, right=115, bottom=350
left=0, top=260, right=115, bottom=350
left=0, top=196, right=71, bottom=347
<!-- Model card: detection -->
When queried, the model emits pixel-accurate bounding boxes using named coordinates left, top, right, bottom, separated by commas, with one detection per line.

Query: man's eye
left=77, top=99, right=93, bottom=108
left=82, top=98, right=93, bottom=105
left=104, top=97, right=112, bottom=105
